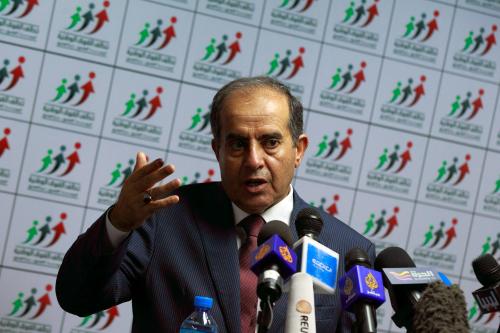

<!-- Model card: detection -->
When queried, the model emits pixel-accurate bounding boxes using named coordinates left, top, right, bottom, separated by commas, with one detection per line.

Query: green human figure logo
left=363, top=213, right=375, bottom=235
left=422, top=224, right=434, bottom=246
left=314, top=135, right=328, bottom=157
left=67, top=6, right=82, bottom=30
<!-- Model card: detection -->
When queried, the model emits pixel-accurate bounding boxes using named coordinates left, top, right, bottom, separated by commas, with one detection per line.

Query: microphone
left=413, top=281, right=469, bottom=333
left=472, top=254, right=500, bottom=313
left=293, top=208, right=339, bottom=294
left=285, top=272, right=316, bottom=333
left=250, top=220, right=297, bottom=332
left=339, top=248, right=385, bottom=333
left=374, top=246, right=449, bottom=331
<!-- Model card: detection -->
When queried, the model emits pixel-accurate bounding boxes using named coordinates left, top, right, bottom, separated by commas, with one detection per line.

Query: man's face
left=212, top=88, right=308, bottom=214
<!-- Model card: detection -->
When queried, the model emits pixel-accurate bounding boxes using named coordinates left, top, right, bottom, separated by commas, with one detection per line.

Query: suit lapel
left=194, top=183, right=241, bottom=333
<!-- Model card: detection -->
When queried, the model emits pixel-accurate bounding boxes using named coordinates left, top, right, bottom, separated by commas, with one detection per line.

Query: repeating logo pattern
left=52, top=72, right=96, bottom=106
left=314, top=129, right=353, bottom=161
left=176, top=106, right=213, bottom=156
left=201, top=32, right=242, bottom=65
left=23, top=213, right=67, bottom=248
left=266, top=47, right=305, bottom=80
left=187, top=107, right=211, bottom=134
left=0, top=127, right=10, bottom=158
left=461, top=24, right=497, bottom=56
left=77, top=306, right=119, bottom=331
left=304, top=126, right=355, bottom=185
left=27, top=141, right=84, bottom=200
left=413, top=216, right=461, bottom=272
left=7, top=284, right=53, bottom=319
left=328, top=61, right=366, bottom=94
left=310, top=194, right=340, bottom=216
left=37, top=142, right=82, bottom=177
left=0, top=127, right=11, bottom=186
left=374, top=141, right=413, bottom=174
left=0, top=0, right=38, bottom=18
left=331, top=0, right=383, bottom=52
left=447, top=88, right=484, bottom=121
left=433, top=154, right=471, bottom=186
left=110, top=84, right=165, bottom=145
left=363, top=206, right=399, bottom=239
left=401, top=11, right=439, bottom=42
left=342, top=0, right=380, bottom=28
left=388, top=75, right=426, bottom=108
left=479, top=233, right=500, bottom=260
left=421, top=218, right=458, bottom=250
left=67, top=1, right=111, bottom=34
left=278, top=0, right=315, bottom=13
left=135, top=16, right=176, bottom=50
left=121, top=86, right=163, bottom=121
left=0, top=56, right=25, bottom=91
left=106, top=159, right=134, bottom=188
left=366, top=139, right=415, bottom=196
left=97, top=157, right=134, bottom=206
left=451, top=21, right=498, bottom=79
left=180, top=169, right=215, bottom=185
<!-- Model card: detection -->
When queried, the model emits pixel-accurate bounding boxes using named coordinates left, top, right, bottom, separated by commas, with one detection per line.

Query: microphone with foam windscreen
left=413, top=281, right=469, bottom=333
left=472, top=254, right=500, bottom=314
left=250, top=220, right=297, bottom=332
left=374, top=246, right=450, bottom=331
left=339, top=248, right=385, bottom=333
left=293, top=207, right=339, bottom=294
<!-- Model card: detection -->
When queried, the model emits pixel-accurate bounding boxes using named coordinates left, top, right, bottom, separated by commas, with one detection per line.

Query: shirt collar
left=232, top=185, right=294, bottom=226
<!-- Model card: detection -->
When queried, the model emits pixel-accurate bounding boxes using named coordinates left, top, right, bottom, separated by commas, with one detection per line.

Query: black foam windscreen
left=257, top=220, right=293, bottom=247
left=413, top=281, right=469, bottom=333
left=295, top=207, right=323, bottom=239
left=472, top=253, right=500, bottom=287
left=374, top=246, right=416, bottom=271
left=345, top=247, right=371, bottom=271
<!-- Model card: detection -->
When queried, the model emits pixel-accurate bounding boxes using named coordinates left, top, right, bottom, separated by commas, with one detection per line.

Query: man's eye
left=230, top=140, right=244, bottom=150
left=265, top=139, right=280, bottom=148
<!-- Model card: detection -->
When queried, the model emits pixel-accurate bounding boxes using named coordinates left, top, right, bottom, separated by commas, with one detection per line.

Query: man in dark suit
left=56, top=77, right=374, bottom=332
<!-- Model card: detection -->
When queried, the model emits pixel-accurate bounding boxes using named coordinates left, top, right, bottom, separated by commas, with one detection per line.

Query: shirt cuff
left=105, top=210, right=130, bottom=248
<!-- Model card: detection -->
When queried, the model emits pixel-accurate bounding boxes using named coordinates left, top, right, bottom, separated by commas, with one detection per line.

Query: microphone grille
left=295, top=207, right=323, bottom=238
left=257, top=220, right=293, bottom=247
left=345, top=247, right=371, bottom=271
left=472, top=254, right=500, bottom=286
left=374, top=246, right=416, bottom=271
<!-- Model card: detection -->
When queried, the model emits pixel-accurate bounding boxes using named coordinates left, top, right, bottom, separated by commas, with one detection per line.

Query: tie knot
left=240, top=214, right=265, bottom=239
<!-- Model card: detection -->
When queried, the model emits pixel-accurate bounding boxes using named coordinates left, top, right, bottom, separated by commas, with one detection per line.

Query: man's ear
left=294, top=134, right=308, bottom=168
left=212, top=139, right=220, bottom=161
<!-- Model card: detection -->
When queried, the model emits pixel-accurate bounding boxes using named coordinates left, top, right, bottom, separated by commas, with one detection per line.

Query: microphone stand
left=257, top=296, right=273, bottom=333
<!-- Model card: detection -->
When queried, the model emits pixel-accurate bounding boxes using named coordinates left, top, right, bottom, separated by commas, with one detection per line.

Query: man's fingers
left=129, top=157, right=165, bottom=182
left=150, top=178, right=181, bottom=200
left=139, top=164, right=176, bottom=191
left=146, top=194, right=180, bottom=211
left=133, top=152, right=148, bottom=173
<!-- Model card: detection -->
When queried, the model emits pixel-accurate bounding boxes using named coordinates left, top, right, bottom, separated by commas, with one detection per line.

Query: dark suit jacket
left=56, top=182, right=375, bottom=333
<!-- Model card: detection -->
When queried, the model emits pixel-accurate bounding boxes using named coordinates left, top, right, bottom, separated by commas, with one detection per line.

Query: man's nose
left=244, top=143, right=265, bottom=169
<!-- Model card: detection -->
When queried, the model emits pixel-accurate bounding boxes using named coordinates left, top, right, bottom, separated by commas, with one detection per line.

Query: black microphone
left=472, top=254, right=500, bottom=314
left=374, top=247, right=425, bottom=331
left=413, top=281, right=469, bottom=333
left=250, top=220, right=296, bottom=332
left=341, top=248, right=384, bottom=333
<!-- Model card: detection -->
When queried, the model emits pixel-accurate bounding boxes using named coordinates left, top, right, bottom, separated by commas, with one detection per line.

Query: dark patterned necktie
left=239, top=214, right=265, bottom=333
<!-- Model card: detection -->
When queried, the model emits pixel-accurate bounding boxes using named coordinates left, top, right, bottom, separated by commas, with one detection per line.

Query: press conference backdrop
left=0, top=0, right=499, bottom=332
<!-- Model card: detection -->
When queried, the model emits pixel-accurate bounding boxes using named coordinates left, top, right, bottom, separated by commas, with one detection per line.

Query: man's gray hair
left=210, top=76, right=304, bottom=145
